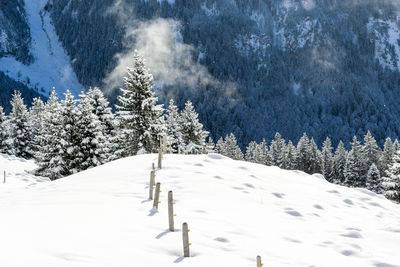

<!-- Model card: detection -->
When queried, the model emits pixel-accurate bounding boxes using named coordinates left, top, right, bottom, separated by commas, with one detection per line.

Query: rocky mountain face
left=2, top=0, right=400, bottom=147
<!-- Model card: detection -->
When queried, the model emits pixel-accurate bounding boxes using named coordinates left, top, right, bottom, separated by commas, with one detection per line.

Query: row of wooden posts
left=149, top=136, right=263, bottom=265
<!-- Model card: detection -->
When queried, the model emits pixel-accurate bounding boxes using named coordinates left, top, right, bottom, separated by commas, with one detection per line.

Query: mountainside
left=3, top=0, right=400, bottom=147
left=0, top=0, right=82, bottom=109
left=0, top=153, right=399, bottom=266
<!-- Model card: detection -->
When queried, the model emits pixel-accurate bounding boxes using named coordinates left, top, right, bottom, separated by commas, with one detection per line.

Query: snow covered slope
left=0, top=154, right=399, bottom=267
left=0, top=0, right=83, bottom=96
left=0, top=153, right=49, bottom=190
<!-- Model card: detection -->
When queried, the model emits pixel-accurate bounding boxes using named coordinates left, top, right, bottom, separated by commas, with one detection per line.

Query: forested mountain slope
left=3, top=0, right=400, bottom=147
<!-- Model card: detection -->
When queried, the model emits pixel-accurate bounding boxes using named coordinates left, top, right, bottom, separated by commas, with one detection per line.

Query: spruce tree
left=34, top=89, right=63, bottom=180
left=333, top=141, right=347, bottom=184
left=245, top=141, right=258, bottom=163
left=309, top=138, right=322, bottom=174
left=29, top=97, right=45, bottom=150
left=180, top=100, right=208, bottom=154
left=215, top=137, right=225, bottom=155
left=344, top=136, right=365, bottom=187
left=116, top=51, right=164, bottom=155
left=285, top=140, right=297, bottom=170
left=58, top=90, right=81, bottom=175
left=165, top=99, right=183, bottom=153
left=362, top=130, right=381, bottom=175
left=79, top=88, right=115, bottom=161
left=269, top=132, right=286, bottom=168
left=393, top=139, right=400, bottom=152
left=0, top=106, right=7, bottom=153
left=82, top=87, right=115, bottom=136
left=77, top=91, right=109, bottom=169
left=223, top=133, right=243, bottom=160
left=382, top=150, right=400, bottom=202
left=7, top=91, right=34, bottom=158
left=366, top=163, right=382, bottom=193
left=296, top=133, right=311, bottom=173
left=256, top=139, right=271, bottom=165
left=321, top=137, right=334, bottom=182
left=378, top=138, right=394, bottom=175
left=206, top=137, right=215, bottom=153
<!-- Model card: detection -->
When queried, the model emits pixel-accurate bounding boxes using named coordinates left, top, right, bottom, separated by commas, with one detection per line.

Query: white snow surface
left=0, top=0, right=83, bottom=96
left=0, top=153, right=399, bottom=267
left=0, top=153, right=49, bottom=189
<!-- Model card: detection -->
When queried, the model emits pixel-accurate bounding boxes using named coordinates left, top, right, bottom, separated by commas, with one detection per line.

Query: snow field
left=0, top=153, right=399, bottom=266
left=0, top=153, right=49, bottom=190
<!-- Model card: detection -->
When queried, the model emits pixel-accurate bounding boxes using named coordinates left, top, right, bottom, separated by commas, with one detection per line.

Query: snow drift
left=0, top=153, right=399, bottom=266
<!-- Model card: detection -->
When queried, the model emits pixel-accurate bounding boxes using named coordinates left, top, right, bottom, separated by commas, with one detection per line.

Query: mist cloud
left=103, top=16, right=237, bottom=99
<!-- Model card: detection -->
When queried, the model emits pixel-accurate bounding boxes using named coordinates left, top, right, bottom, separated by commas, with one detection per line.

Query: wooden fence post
left=158, top=149, right=162, bottom=169
left=182, top=222, right=190, bottom=257
left=153, top=182, right=161, bottom=209
left=256, top=255, right=262, bottom=267
left=168, top=191, right=174, bottom=231
left=149, top=171, right=155, bottom=199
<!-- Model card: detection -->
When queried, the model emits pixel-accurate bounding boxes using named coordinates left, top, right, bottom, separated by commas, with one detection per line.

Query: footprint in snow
left=285, top=208, right=302, bottom=217
left=343, top=199, right=354, bottom=205
left=341, top=231, right=363, bottom=239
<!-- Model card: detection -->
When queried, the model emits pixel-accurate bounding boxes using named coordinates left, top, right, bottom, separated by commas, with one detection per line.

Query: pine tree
left=344, top=136, right=365, bottom=187
left=0, top=106, right=7, bottom=153
left=393, top=139, right=400, bottom=152
left=378, top=138, right=394, bottom=175
left=382, top=150, right=400, bottom=202
left=206, top=137, right=215, bottom=153
left=366, top=163, right=382, bottom=193
left=223, top=133, right=243, bottom=160
left=309, top=138, right=322, bottom=174
left=34, top=89, right=63, bottom=180
left=180, top=100, right=208, bottom=154
left=362, top=130, right=381, bottom=175
left=215, top=137, right=225, bottom=155
left=296, top=133, right=311, bottom=173
left=29, top=97, right=45, bottom=150
left=116, top=51, right=164, bottom=155
left=256, top=139, right=271, bottom=165
left=245, top=141, right=258, bottom=163
left=79, top=88, right=115, bottom=161
left=269, top=132, right=286, bottom=168
left=6, top=91, right=34, bottom=158
left=165, top=99, right=183, bottom=153
left=82, top=87, right=115, bottom=136
left=321, top=137, right=334, bottom=182
left=285, top=140, right=297, bottom=170
left=77, top=91, right=109, bottom=170
left=333, top=141, right=347, bottom=184
left=58, top=90, right=81, bottom=175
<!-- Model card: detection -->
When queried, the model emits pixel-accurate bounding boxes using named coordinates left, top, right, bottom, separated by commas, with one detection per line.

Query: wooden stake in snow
left=168, top=191, right=174, bottom=231
left=3, top=170, right=5, bottom=183
left=149, top=171, right=155, bottom=200
left=182, top=222, right=190, bottom=257
left=152, top=162, right=155, bottom=171
left=256, top=256, right=262, bottom=267
left=158, top=149, right=162, bottom=169
left=153, top=182, right=161, bottom=209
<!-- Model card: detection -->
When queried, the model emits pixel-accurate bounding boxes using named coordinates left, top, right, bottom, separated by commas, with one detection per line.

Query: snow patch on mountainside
left=235, top=34, right=271, bottom=58
left=0, top=0, right=83, bottom=96
left=201, top=2, right=219, bottom=16
left=368, top=18, right=400, bottom=71
left=277, top=17, right=320, bottom=51
left=0, top=154, right=399, bottom=266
